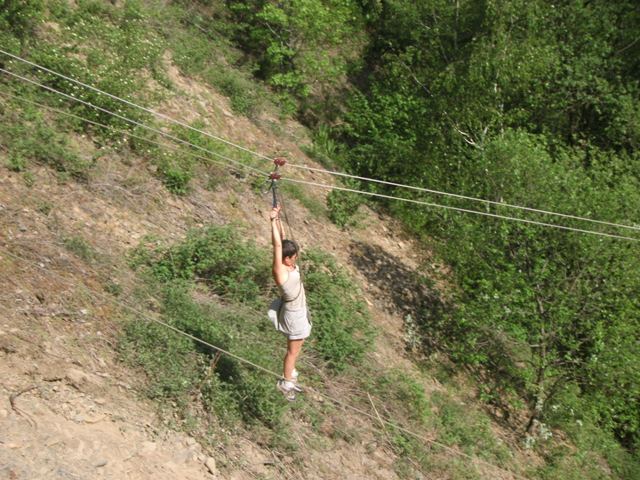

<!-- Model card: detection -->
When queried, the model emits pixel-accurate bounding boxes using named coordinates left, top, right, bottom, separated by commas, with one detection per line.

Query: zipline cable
left=1, top=47, right=638, bottom=234
left=0, top=88, right=268, bottom=181
left=0, top=67, right=269, bottom=180
left=283, top=162, right=640, bottom=233
left=0, top=48, right=273, bottom=163
left=1, top=70, right=638, bottom=243
left=0, top=243, right=530, bottom=480
left=282, top=178, right=640, bottom=242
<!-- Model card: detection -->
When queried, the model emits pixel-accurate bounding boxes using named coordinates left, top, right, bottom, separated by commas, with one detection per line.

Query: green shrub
left=304, top=124, right=340, bottom=168
left=280, top=182, right=327, bottom=219
left=154, top=151, right=194, bottom=195
left=120, top=311, right=203, bottom=400
left=131, top=225, right=272, bottom=305
left=206, top=69, right=261, bottom=117
left=28, top=120, right=92, bottom=178
left=327, top=186, right=363, bottom=228
left=63, top=235, right=96, bottom=262
left=120, top=280, right=286, bottom=427
left=167, top=8, right=264, bottom=117
left=0, top=0, right=44, bottom=40
left=7, top=152, right=27, bottom=172
left=0, top=105, right=91, bottom=179
left=391, top=432, right=435, bottom=478
left=229, top=0, right=363, bottom=111
left=303, top=249, right=374, bottom=370
left=367, top=370, right=432, bottom=425
left=16, top=0, right=165, bottom=134
left=432, top=391, right=511, bottom=463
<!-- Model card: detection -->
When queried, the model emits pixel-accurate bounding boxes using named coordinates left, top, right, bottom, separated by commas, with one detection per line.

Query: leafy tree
left=228, top=0, right=364, bottom=115
left=331, top=0, right=640, bottom=455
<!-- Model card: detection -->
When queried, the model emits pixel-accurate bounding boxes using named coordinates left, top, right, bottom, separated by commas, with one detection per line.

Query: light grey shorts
left=268, top=298, right=312, bottom=340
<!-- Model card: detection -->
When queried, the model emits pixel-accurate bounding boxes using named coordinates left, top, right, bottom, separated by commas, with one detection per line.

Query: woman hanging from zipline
left=268, top=204, right=311, bottom=401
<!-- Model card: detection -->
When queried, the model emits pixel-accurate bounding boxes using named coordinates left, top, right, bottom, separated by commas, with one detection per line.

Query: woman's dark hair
left=282, top=239, right=299, bottom=259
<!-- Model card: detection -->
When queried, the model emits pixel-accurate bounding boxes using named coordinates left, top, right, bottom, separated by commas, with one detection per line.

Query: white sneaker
left=276, top=379, right=297, bottom=401
left=290, top=369, right=303, bottom=392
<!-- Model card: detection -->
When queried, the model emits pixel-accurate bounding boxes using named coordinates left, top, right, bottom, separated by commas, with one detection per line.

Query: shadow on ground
left=349, top=241, right=446, bottom=344
left=349, top=241, right=522, bottom=425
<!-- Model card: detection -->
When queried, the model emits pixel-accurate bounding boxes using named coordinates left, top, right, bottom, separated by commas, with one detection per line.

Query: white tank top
left=278, top=265, right=306, bottom=312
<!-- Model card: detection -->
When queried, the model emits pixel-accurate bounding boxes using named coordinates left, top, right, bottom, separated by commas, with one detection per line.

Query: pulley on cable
left=265, top=157, right=287, bottom=207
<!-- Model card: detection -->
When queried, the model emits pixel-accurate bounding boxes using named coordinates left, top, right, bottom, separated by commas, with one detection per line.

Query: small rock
left=205, top=457, right=217, bottom=475
left=185, top=437, right=197, bottom=446
left=95, top=398, right=106, bottom=405
left=66, top=368, right=88, bottom=386
left=95, top=460, right=108, bottom=468
left=0, top=409, right=8, bottom=418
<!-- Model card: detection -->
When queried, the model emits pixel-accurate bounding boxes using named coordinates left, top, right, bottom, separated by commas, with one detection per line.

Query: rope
left=3, top=72, right=635, bottom=245
left=282, top=177, right=640, bottom=242
left=0, top=48, right=273, bottom=163
left=1, top=70, right=636, bottom=243
left=1, top=47, right=638, bottom=234
left=277, top=190, right=295, bottom=246
left=283, top=163, right=640, bottom=233
left=0, top=88, right=267, bottom=181
left=0, top=67, right=269, bottom=179
left=0, top=243, right=529, bottom=479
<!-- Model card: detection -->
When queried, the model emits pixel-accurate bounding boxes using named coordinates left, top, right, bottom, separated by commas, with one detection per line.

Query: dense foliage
left=223, top=0, right=640, bottom=466
left=340, top=2, right=640, bottom=459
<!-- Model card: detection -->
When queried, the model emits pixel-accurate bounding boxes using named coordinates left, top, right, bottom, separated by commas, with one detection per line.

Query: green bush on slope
left=122, top=224, right=373, bottom=428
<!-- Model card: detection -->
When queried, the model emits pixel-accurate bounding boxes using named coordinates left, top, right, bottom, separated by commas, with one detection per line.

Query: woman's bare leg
left=283, top=339, right=304, bottom=381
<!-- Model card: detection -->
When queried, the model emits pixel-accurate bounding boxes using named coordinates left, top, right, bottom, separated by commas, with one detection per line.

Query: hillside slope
left=3, top=1, right=635, bottom=478
left=0, top=50, right=542, bottom=479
